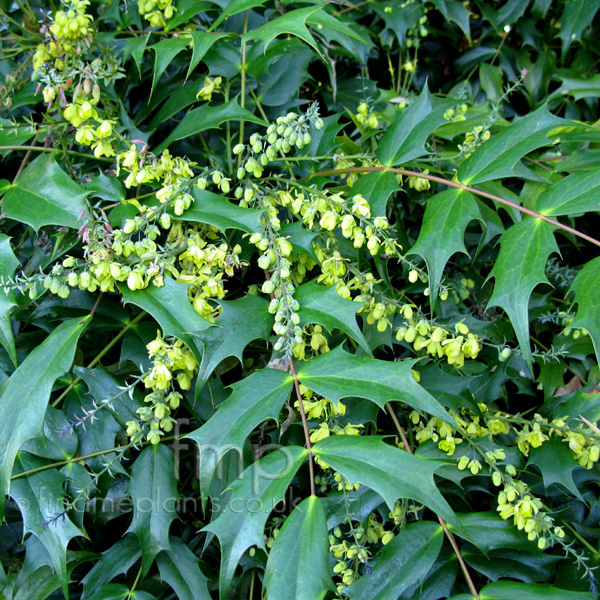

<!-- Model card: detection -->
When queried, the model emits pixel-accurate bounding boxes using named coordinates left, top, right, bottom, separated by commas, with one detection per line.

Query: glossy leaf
left=0, top=316, right=89, bottom=518
left=264, top=496, right=335, bottom=600
left=120, top=277, right=209, bottom=364
left=187, top=31, right=231, bottom=79
left=11, top=453, right=84, bottom=597
left=458, top=106, right=566, bottom=184
left=345, top=521, right=444, bottom=599
left=2, top=153, right=89, bottom=231
left=241, top=5, right=323, bottom=53
left=295, top=280, right=371, bottom=354
left=537, top=169, right=600, bottom=216
left=156, top=537, right=211, bottom=600
left=312, top=435, right=463, bottom=531
left=376, top=84, right=458, bottom=166
left=183, top=188, right=264, bottom=233
left=126, top=445, right=179, bottom=575
left=0, top=233, right=20, bottom=365
left=557, top=0, right=600, bottom=58
left=566, top=255, right=600, bottom=364
left=409, top=189, right=481, bottom=309
left=350, top=170, right=400, bottom=217
left=208, top=0, right=267, bottom=31
left=155, top=97, right=266, bottom=152
left=186, top=368, right=292, bottom=505
left=486, top=219, right=558, bottom=368
left=150, top=38, right=189, bottom=96
left=297, top=345, right=453, bottom=424
left=192, top=294, right=273, bottom=390
left=203, top=446, right=307, bottom=598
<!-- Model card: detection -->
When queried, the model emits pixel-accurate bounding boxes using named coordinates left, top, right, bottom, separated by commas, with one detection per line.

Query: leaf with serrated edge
left=150, top=38, right=189, bottom=96
left=186, top=368, right=292, bottom=507
left=156, top=537, right=211, bottom=600
left=11, top=453, right=85, bottom=597
left=350, top=170, right=400, bottom=217
left=120, top=277, right=209, bottom=366
left=208, top=0, right=267, bottom=31
left=179, top=188, right=263, bottom=233
left=566, top=255, right=600, bottom=364
left=537, top=169, right=600, bottom=216
left=3, top=154, right=89, bottom=231
left=192, top=295, right=273, bottom=391
left=265, top=496, right=335, bottom=600
left=203, top=446, right=307, bottom=599
left=557, top=0, right=600, bottom=58
left=297, top=346, right=453, bottom=424
left=126, top=445, right=178, bottom=575
left=0, top=233, right=21, bottom=365
left=295, top=280, right=371, bottom=354
left=458, top=106, right=566, bottom=184
left=487, top=219, right=558, bottom=368
left=312, top=436, right=464, bottom=534
left=376, top=84, right=458, bottom=166
left=345, top=521, right=443, bottom=599
left=409, top=189, right=481, bottom=310
left=0, top=316, right=89, bottom=518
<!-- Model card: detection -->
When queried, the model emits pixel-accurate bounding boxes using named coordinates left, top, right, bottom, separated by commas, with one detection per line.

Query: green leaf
left=156, top=537, right=211, bottom=600
left=165, top=0, right=213, bottom=32
left=376, top=85, right=458, bottom=166
left=11, top=453, right=84, bottom=597
left=486, top=219, right=558, bottom=368
left=312, top=435, right=463, bottom=532
left=203, top=446, right=307, bottom=598
left=458, top=105, right=566, bottom=184
left=122, top=36, right=148, bottom=77
left=344, top=521, right=444, bottom=599
left=528, top=435, right=583, bottom=499
left=2, top=153, right=89, bottom=231
left=453, top=512, right=538, bottom=553
left=449, top=581, right=596, bottom=600
left=264, top=496, right=335, bottom=600
left=150, top=38, right=190, bottom=96
left=0, top=316, right=89, bottom=518
left=186, top=368, right=292, bottom=506
left=279, top=221, right=320, bottom=262
left=192, top=295, right=273, bottom=391
left=537, top=170, right=600, bottom=216
left=120, top=277, right=210, bottom=365
left=241, top=5, right=324, bottom=53
left=81, top=535, right=141, bottom=598
left=408, top=189, right=481, bottom=309
left=557, top=0, right=600, bottom=58
left=350, top=170, right=400, bottom=217
left=295, top=280, right=371, bottom=354
left=186, top=31, right=231, bottom=79
left=566, top=256, right=600, bottom=364
left=0, top=119, right=35, bottom=157
left=155, top=97, right=266, bottom=152
left=297, top=346, right=453, bottom=424
left=126, top=445, right=178, bottom=575
left=0, top=233, right=20, bottom=365
left=181, top=188, right=264, bottom=233
left=207, top=0, right=267, bottom=31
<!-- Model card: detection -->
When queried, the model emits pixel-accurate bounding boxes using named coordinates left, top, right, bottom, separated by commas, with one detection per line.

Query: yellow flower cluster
left=50, top=0, right=92, bottom=40
left=64, top=97, right=116, bottom=158
left=355, top=102, right=379, bottom=129
left=396, top=312, right=481, bottom=368
left=233, top=105, right=323, bottom=179
left=137, top=0, right=176, bottom=27
left=291, top=324, right=330, bottom=360
left=196, top=76, right=222, bottom=102
left=459, top=125, right=491, bottom=158
left=126, top=331, right=198, bottom=445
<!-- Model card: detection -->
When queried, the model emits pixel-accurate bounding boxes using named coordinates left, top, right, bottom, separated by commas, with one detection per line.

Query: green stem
left=564, top=523, right=600, bottom=558
left=237, top=10, right=249, bottom=167
left=305, top=166, right=600, bottom=249
left=51, top=310, right=147, bottom=408
left=0, top=145, right=113, bottom=162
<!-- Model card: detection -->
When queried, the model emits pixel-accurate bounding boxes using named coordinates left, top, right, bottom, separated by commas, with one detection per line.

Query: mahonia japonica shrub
left=0, top=0, right=600, bottom=598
